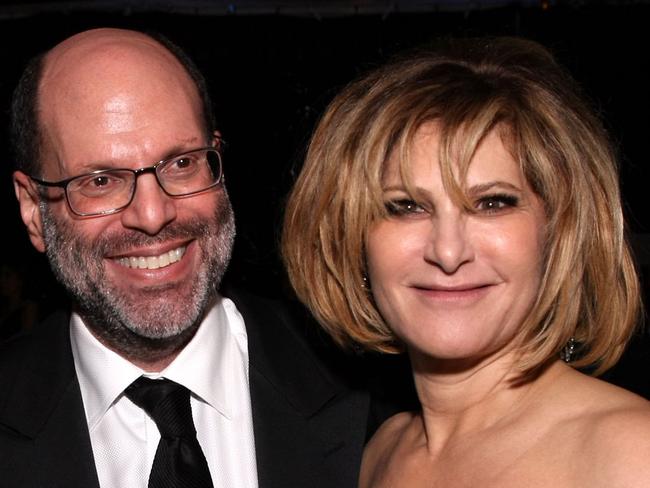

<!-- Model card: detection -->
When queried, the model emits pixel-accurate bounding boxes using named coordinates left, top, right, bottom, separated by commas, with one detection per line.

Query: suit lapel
left=0, top=311, right=100, bottom=488
left=1, top=291, right=371, bottom=488
left=228, top=290, right=370, bottom=488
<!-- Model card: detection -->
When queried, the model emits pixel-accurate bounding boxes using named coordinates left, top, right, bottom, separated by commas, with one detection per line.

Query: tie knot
left=125, top=377, right=196, bottom=439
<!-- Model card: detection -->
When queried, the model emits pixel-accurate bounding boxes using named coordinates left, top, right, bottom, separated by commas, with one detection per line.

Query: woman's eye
left=475, top=194, right=519, bottom=213
left=385, top=199, right=426, bottom=216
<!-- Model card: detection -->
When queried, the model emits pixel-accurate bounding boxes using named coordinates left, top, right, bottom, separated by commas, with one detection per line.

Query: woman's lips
left=412, top=283, right=495, bottom=300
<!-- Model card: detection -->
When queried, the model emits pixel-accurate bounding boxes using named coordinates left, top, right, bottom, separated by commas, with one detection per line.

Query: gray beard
left=40, top=191, right=235, bottom=363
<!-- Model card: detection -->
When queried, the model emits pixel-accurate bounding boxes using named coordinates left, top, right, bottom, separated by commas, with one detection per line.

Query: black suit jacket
left=0, top=290, right=372, bottom=487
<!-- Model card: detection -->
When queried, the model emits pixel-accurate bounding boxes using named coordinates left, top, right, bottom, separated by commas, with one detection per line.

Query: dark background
left=0, top=0, right=647, bottom=397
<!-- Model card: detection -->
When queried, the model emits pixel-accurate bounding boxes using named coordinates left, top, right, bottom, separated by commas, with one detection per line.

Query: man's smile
left=115, top=245, right=187, bottom=270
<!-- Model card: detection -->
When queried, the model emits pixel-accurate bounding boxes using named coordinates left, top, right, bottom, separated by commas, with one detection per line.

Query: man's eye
left=173, top=157, right=192, bottom=169
left=385, top=199, right=426, bottom=216
left=75, top=173, right=126, bottom=197
left=91, top=176, right=111, bottom=187
left=82, top=174, right=122, bottom=190
left=475, top=194, right=519, bottom=213
left=169, top=156, right=199, bottom=172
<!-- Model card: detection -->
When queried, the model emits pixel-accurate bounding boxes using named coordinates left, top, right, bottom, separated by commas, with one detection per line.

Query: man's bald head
left=10, top=28, right=234, bottom=369
left=11, top=28, right=215, bottom=176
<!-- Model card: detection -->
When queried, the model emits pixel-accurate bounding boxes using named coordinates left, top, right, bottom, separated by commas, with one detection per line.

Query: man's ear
left=13, top=170, right=46, bottom=253
left=212, top=130, right=223, bottom=149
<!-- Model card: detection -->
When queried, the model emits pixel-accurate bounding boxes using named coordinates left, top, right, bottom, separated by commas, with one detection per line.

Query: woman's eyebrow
left=466, top=181, right=523, bottom=195
left=380, top=184, right=408, bottom=192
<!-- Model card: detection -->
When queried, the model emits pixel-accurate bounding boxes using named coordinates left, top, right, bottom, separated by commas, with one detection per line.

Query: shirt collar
left=70, top=294, right=249, bottom=431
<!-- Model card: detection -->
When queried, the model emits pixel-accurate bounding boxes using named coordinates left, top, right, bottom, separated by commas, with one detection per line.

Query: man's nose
left=422, top=212, right=474, bottom=274
left=119, top=174, right=177, bottom=235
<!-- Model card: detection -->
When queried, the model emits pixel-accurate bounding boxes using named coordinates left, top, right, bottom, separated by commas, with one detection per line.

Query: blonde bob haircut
left=282, top=37, right=641, bottom=376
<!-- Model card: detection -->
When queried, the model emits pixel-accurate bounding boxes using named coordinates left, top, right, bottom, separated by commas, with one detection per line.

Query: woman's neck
left=409, top=349, right=563, bottom=455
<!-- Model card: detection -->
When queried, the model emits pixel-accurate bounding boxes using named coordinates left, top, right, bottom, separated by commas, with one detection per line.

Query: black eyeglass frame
left=29, top=146, right=223, bottom=217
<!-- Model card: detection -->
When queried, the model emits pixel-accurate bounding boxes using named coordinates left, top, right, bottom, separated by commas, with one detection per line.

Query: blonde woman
left=283, top=38, right=650, bottom=486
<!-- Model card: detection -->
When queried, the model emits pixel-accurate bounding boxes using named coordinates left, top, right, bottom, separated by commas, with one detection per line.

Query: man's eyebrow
left=69, top=141, right=206, bottom=173
left=68, top=159, right=117, bottom=173
left=159, top=141, right=205, bottom=161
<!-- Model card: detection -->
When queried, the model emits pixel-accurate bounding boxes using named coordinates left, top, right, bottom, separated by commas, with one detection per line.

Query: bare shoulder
left=587, top=390, right=650, bottom=486
left=564, top=373, right=650, bottom=486
left=363, top=411, right=417, bottom=465
left=370, top=410, right=416, bottom=443
left=359, top=411, right=420, bottom=488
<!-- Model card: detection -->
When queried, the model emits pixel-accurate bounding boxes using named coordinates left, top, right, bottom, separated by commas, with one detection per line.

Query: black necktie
left=125, top=377, right=214, bottom=488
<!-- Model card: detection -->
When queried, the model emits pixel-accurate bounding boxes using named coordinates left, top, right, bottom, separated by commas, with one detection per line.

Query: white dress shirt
left=70, top=295, right=259, bottom=488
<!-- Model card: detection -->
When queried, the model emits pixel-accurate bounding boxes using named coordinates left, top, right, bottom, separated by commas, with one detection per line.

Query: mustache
left=92, top=218, right=210, bottom=257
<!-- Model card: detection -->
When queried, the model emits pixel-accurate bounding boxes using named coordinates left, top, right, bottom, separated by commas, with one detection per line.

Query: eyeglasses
left=29, top=147, right=223, bottom=217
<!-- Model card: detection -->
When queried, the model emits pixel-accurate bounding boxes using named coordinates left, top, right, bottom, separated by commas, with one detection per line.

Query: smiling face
left=365, top=123, right=546, bottom=368
left=13, top=29, right=234, bottom=365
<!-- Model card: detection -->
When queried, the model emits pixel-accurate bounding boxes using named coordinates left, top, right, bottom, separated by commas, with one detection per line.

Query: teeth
left=117, top=246, right=186, bottom=270
left=159, top=252, right=170, bottom=267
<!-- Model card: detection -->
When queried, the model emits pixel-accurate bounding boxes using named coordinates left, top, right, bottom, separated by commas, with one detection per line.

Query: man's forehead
left=45, top=28, right=162, bottom=63
left=41, top=28, right=180, bottom=86
left=35, top=28, right=206, bottom=172
left=38, top=28, right=200, bottom=129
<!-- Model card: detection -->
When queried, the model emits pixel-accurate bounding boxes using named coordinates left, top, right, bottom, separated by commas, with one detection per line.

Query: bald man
left=0, top=29, right=372, bottom=488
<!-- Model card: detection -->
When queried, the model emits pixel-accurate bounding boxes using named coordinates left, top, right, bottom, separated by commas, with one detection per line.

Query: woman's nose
left=422, top=212, right=474, bottom=274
